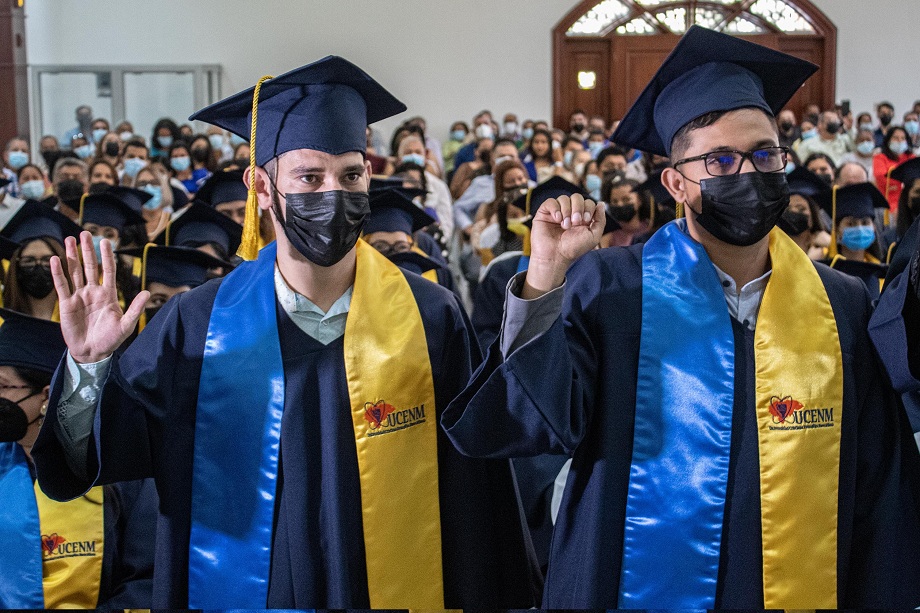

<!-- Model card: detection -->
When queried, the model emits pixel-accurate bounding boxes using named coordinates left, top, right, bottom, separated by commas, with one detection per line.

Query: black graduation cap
left=827, top=258, right=888, bottom=299
left=154, top=203, right=243, bottom=256
left=387, top=250, right=445, bottom=276
left=890, top=157, right=920, bottom=188
left=370, top=176, right=405, bottom=190
left=1, top=200, right=82, bottom=245
left=79, top=188, right=149, bottom=230
left=195, top=170, right=248, bottom=207
left=817, top=182, right=889, bottom=222
left=189, top=56, right=406, bottom=166
left=364, top=189, right=435, bottom=235
left=786, top=167, right=831, bottom=198
left=514, top=176, right=591, bottom=219
left=0, top=308, right=67, bottom=373
left=0, top=236, right=20, bottom=260
left=116, top=245, right=225, bottom=289
left=0, top=177, right=11, bottom=190
left=611, top=25, right=819, bottom=157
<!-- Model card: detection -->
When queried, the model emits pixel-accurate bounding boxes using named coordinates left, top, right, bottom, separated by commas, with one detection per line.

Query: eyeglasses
left=19, top=255, right=53, bottom=270
left=673, top=146, right=790, bottom=178
left=370, top=241, right=412, bottom=257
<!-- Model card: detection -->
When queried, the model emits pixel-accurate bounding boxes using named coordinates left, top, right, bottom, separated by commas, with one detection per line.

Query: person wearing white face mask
left=501, top=113, right=521, bottom=144
left=396, top=135, right=454, bottom=239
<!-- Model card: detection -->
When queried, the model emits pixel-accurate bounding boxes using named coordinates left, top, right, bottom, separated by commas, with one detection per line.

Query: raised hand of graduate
left=50, top=231, right=149, bottom=364
left=522, top=193, right=605, bottom=299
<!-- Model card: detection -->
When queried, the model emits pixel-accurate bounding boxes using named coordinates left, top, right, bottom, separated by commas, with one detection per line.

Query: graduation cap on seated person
left=638, top=169, right=675, bottom=227
left=153, top=203, right=243, bottom=259
left=786, top=167, right=831, bottom=198
left=611, top=25, right=818, bottom=158
left=890, top=157, right=920, bottom=191
left=512, top=176, right=592, bottom=263
left=0, top=199, right=82, bottom=246
left=78, top=187, right=149, bottom=232
left=194, top=169, right=248, bottom=207
left=0, top=236, right=20, bottom=261
left=364, top=188, right=435, bottom=237
left=387, top=250, right=447, bottom=277
left=815, top=182, right=888, bottom=258
left=0, top=308, right=67, bottom=374
left=189, top=55, right=407, bottom=260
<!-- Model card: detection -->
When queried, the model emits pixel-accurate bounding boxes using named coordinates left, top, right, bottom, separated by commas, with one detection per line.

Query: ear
left=661, top=167, right=689, bottom=205
left=244, top=165, right=274, bottom=212
left=364, top=159, right=373, bottom=190
left=41, top=385, right=50, bottom=411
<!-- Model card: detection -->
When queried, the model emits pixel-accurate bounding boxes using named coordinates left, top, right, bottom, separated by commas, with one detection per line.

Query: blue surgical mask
left=401, top=153, right=426, bottom=167
left=785, top=161, right=796, bottom=174
left=20, top=179, right=45, bottom=200
left=840, top=225, right=876, bottom=251
left=451, top=129, right=466, bottom=142
left=91, top=235, right=105, bottom=260
left=170, top=155, right=191, bottom=172
left=74, top=144, right=93, bottom=159
left=7, top=150, right=28, bottom=170
left=522, top=127, right=535, bottom=140
left=906, top=121, right=920, bottom=136
left=229, top=133, right=247, bottom=147
left=585, top=173, right=602, bottom=193
left=120, top=131, right=134, bottom=141
left=123, top=157, right=147, bottom=178
left=890, top=140, right=910, bottom=155
left=563, top=150, right=574, bottom=167
left=157, top=135, right=173, bottom=149
left=859, top=122, right=873, bottom=133
left=588, top=141, right=605, bottom=158
left=801, top=128, right=818, bottom=140
left=92, top=128, right=108, bottom=143
left=141, top=184, right=162, bottom=210
left=856, top=141, right=875, bottom=156
left=209, top=134, right=225, bottom=149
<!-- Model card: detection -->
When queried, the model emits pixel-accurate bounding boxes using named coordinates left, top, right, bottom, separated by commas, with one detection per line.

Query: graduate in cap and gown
left=443, top=25, right=920, bottom=609
left=0, top=309, right=157, bottom=609
left=0, top=201, right=82, bottom=320
left=153, top=202, right=242, bottom=278
left=363, top=187, right=455, bottom=293
left=32, top=55, right=540, bottom=609
left=195, top=168, right=275, bottom=249
left=816, top=182, right=889, bottom=299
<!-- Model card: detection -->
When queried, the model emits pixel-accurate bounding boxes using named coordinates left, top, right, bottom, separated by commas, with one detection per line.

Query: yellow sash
left=34, top=483, right=105, bottom=609
left=344, top=239, right=444, bottom=607
left=755, top=229, right=843, bottom=607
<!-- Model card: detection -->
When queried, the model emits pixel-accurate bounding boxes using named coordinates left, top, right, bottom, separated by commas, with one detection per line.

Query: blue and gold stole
left=189, top=241, right=444, bottom=608
left=0, top=443, right=104, bottom=608
left=619, top=220, right=843, bottom=608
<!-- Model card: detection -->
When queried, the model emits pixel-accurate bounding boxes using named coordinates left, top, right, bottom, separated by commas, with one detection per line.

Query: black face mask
left=609, top=203, right=637, bottom=223
left=18, top=265, right=54, bottom=299
left=272, top=189, right=369, bottom=267
left=806, top=113, right=820, bottom=125
left=56, top=179, right=85, bottom=202
left=779, top=121, right=795, bottom=133
left=817, top=172, right=834, bottom=186
left=910, top=197, right=920, bottom=214
left=191, top=148, right=209, bottom=163
left=104, top=141, right=120, bottom=157
left=825, top=122, right=841, bottom=135
left=777, top=209, right=810, bottom=237
left=145, top=306, right=162, bottom=324
left=571, top=123, right=586, bottom=133
left=880, top=114, right=893, bottom=127
left=0, top=392, right=41, bottom=443
left=690, top=172, right=790, bottom=247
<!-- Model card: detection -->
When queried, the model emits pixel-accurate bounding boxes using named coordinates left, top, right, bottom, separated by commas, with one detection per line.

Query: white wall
left=23, top=0, right=920, bottom=149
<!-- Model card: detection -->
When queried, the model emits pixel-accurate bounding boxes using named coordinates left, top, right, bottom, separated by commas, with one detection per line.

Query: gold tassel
left=649, top=194, right=656, bottom=228
left=238, top=75, right=274, bottom=261
left=522, top=188, right=534, bottom=257
left=137, top=242, right=155, bottom=332
left=828, top=184, right=839, bottom=259
left=77, top=193, right=89, bottom=225
left=886, top=240, right=898, bottom=265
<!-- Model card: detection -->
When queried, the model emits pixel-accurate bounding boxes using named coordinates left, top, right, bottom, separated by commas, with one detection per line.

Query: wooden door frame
left=552, top=0, right=837, bottom=127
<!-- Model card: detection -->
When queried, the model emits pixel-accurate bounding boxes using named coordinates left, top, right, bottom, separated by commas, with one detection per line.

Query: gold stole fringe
left=345, top=240, right=444, bottom=607
left=755, top=229, right=843, bottom=607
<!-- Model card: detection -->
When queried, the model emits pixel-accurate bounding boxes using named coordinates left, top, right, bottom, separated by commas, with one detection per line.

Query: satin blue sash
left=516, top=255, right=530, bottom=274
left=0, top=442, right=44, bottom=608
left=189, top=242, right=285, bottom=608
left=619, top=220, right=735, bottom=607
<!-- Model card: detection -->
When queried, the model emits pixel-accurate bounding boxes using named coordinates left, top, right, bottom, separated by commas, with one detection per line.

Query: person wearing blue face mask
left=840, top=129, right=877, bottom=180
left=586, top=129, right=607, bottom=160
left=131, top=165, right=177, bottom=240
left=816, top=181, right=889, bottom=299
left=3, top=137, right=30, bottom=198
left=121, top=139, right=150, bottom=182
left=16, top=164, right=49, bottom=202
left=150, top=118, right=180, bottom=162
left=441, top=121, right=469, bottom=176
left=168, top=142, right=197, bottom=194
left=71, top=134, right=94, bottom=161
left=90, top=118, right=110, bottom=146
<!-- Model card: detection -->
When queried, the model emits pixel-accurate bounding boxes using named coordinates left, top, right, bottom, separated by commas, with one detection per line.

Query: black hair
left=392, top=161, right=429, bottom=194
left=881, top=126, right=910, bottom=161
left=124, top=137, right=149, bottom=154
left=526, top=128, right=554, bottom=162
left=151, top=118, right=180, bottom=145
left=803, top=153, right=836, bottom=173
left=569, top=109, right=587, bottom=120
left=450, top=121, right=470, bottom=133
left=897, top=178, right=920, bottom=240
left=14, top=366, right=51, bottom=391
left=561, top=135, right=582, bottom=150
left=670, top=109, right=779, bottom=161
left=493, top=137, right=518, bottom=150
left=877, top=101, right=895, bottom=112
left=596, top=146, right=630, bottom=169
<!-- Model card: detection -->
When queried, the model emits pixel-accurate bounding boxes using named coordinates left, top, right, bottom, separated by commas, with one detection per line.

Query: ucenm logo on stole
left=768, top=395, right=835, bottom=431
left=41, top=533, right=98, bottom=560
left=363, top=399, right=427, bottom=437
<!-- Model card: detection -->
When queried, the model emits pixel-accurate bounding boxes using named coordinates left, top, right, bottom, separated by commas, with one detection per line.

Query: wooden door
left=554, top=38, right=610, bottom=129
left=610, top=34, right=680, bottom=121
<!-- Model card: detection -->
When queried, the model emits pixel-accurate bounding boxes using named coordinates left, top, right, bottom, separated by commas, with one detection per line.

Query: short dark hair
left=804, top=152, right=836, bottom=171
left=493, top=137, right=518, bottom=150
left=670, top=108, right=777, bottom=160
left=597, top=145, right=630, bottom=168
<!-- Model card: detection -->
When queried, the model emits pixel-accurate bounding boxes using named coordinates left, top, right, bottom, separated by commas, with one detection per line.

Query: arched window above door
left=566, top=0, right=817, bottom=37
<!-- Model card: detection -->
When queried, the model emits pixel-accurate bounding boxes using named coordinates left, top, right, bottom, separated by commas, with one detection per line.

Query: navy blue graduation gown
left=472, top=253, right=523, bottom=350
left=33, top=270, right=541, bottom=608
left=443, top=243, right=920, bottom=608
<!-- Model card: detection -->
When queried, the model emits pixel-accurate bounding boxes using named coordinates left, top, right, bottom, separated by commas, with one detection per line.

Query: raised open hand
left=50, top=232, right=149, bottom=364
